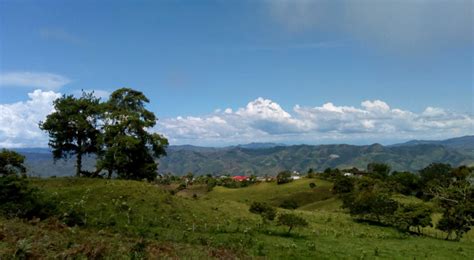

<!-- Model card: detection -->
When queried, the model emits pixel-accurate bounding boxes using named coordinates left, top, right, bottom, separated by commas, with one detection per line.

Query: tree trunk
left=288, top=226, right=292, bottom=234
left=76, top=152, right=82, bottom=177
left=108, top=169, right=113, bottom=179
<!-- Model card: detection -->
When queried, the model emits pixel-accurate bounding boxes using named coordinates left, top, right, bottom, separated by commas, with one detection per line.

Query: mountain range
left=10, top=135, right=474, bottom=177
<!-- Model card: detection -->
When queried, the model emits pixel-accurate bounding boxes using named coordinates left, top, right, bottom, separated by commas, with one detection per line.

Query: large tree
left=98, top=88, right=168, bottom=180
left=40, top=91, right=102, bottom=177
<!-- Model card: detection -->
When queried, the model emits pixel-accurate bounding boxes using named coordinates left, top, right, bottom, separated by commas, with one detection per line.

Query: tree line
left=39, top=88, right=168, bottom=180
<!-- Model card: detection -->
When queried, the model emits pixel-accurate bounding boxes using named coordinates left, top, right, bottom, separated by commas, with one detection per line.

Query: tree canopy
left=40, top=91, right=102, bottom=177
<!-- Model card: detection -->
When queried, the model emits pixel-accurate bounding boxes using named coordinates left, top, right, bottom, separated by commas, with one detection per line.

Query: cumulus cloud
left=0, top=89, right=61, bottom=148
left=156, top=97, right=474, bottom=145
left=0, top=92, right=472, bottom=147
left=0, top=72, right=71, bottom=90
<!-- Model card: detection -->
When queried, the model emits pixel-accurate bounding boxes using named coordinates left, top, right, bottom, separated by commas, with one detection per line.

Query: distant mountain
left=391, top=135, right=474, bottom=151
left=9, top=136, right=474, bottom=177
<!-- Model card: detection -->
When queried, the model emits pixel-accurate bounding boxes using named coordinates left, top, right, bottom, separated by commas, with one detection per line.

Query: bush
left=0, top=149, right=26, bottom=176
left=249, top=202, right=276, bottom=221
left=309, top=182, right=316, bottom=189
left=280, top=199, right=298, bottom=210
left=0, top=175, right=56, bottom=219
left=277, top=213, right=308, bottom=234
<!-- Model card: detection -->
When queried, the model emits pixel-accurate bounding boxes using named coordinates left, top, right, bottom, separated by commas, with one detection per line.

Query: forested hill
left=160, top=143, right=473, bottom=176
left=13, top=136, right=474, bottom=177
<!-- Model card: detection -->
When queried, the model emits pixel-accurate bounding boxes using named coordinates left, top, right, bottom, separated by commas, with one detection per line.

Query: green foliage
left=394, top=203, right=433, bottom=233
left=367, top=163, right=391, bottom=179
left=98, top=88, right=168, bottom=180
left=0, top=176, right=56, bottom=219
left=276, top=170, right=292, bottom=185
left=40, top=91, right=102, bottom=177
left=249, top=202, right=276, bottom=221
left=0, top=149, right=26, bottom=176
left=433, top=179, right=474, bottom=241
left=342, top=178, right=398, bottom=223
left=419, top=163, right=452, bottom=187
left=332, top=176, right=354, bottom=194
left=309, top=182, right=316, bottom=189
left=280, top=199, right=299, bottom=210
left=277, top=213, right=308, bottom=234
left=389, top=171, right=420, bottom=195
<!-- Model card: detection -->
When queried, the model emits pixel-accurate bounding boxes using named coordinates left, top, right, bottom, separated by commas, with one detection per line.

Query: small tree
left=40, top=91, right=102, bottom=177
left=249, top=202, right=276, bottom=221
left=431, top=179, right=474, bottom=241
left=394, top=203, right=433, bottom=233
left=0, top=149, right=26, bottom=176
left=277, top=213, right=308, bottom=234
left=276, top=170, right=292, bottom=185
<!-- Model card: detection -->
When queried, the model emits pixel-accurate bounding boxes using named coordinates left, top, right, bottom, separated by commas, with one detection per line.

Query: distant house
left=232, top=176, right=249, bottom=182
left=291, top=171, right=301, bottom=180
left=343, top=172, right=354, bottom=177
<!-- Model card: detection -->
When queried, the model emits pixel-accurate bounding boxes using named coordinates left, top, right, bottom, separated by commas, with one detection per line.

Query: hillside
left=12, top=136, right=474, bottom=177
left=392, top=135, right=474, bottom=150
left=1, top=178, right=473, bottom=258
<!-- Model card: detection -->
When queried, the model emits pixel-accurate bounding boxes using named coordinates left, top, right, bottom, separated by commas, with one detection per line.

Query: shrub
left=0, top=149, right=26, bottom=176
left=280, top=199, right=298, bottom=210
left=309, top=182, right=316, bottom=189
left=249, top=202, right=276, bottom=221
left=0, top=175, right=56, bottom=219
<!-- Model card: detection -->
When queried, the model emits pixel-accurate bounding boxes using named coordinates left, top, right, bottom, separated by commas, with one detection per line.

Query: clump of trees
left=331, top=162, right=474, bottom=241
left=40, top=88, right=168, bottom=180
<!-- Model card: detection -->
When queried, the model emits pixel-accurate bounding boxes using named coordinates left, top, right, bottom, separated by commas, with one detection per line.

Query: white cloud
left=0, top=72, right=71, bottom=90
left=156, top=97, right=474, bottom=145
left=0, top=92, right=472, bottom=148
left=0, top=89, right=61, bottom=148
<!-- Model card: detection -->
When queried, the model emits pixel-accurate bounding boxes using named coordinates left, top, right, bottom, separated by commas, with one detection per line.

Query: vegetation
left=40, top=88, right=168, bottom=180
left=39, top=92, right=102, bottom=177
left=276, top=213, right=308, bottom=234
left=276, top=170, right=292, bottom=185
left=0, top=149, right=26, bottom=176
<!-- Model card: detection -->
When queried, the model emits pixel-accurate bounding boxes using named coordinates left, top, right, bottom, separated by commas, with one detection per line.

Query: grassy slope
left=0, top=178, right=473, bottom=259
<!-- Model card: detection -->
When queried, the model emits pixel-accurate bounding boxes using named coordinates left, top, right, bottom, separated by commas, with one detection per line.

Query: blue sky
left=0, top=0, right=472, bottom=147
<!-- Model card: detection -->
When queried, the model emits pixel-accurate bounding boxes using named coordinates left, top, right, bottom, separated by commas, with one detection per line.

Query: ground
left=0, top=177, right=473, bottom=259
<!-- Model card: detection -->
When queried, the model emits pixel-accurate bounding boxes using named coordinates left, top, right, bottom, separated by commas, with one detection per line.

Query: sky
left=0, top=0, right=473, bottom=147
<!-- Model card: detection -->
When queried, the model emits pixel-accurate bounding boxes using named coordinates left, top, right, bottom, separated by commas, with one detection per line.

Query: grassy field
left=1, top=177, right=473, bottom=259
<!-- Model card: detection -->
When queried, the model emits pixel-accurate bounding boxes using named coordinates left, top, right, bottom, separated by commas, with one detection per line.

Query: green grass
left=1, top=177, right=473, bottom=259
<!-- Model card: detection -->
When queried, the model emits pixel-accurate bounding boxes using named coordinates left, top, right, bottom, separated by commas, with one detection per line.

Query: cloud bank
left=157, top=98, right=473, bottom=146
left=0, top=92, right=472, bottom=148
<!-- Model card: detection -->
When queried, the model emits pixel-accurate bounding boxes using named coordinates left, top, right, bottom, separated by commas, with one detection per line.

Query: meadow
left=1, top=177, right=473, bottom=259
